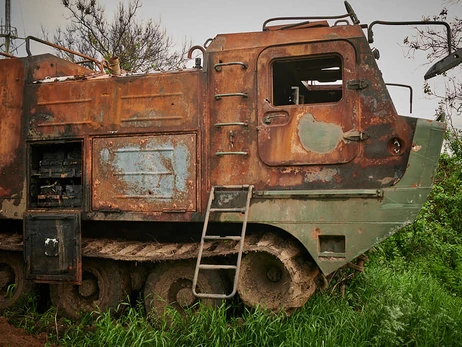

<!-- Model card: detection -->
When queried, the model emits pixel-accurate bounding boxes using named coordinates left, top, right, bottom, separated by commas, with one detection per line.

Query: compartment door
left=92, top=133, right=197, bottom=212
left=24, top=212, right=81, bottom=283
left=257, top=41, right=360, bottom=166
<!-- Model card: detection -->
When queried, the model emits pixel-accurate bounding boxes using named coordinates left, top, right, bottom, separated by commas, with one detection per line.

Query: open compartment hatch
left=29, top=141, right=83, bottom=209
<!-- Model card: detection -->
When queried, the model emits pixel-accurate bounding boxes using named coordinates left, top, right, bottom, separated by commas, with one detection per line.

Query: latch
left=44, top=238, right=59, bottom=257
left=343, top=129, right=369, bottom=142
left=262, top=111, right=289, bottom=125
left=347, top=79, right=369, bottom=90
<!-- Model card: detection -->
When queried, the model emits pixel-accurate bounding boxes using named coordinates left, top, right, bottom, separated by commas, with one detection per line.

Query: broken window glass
left=272, top=55, right=343, bottom=106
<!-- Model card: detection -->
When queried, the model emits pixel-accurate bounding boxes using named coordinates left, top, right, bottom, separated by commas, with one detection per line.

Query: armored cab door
left=257, top=41, right=360, bottom=166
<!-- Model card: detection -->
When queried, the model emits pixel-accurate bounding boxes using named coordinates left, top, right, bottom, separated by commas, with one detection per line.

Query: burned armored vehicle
left=0, top=2, right=459, bottom=318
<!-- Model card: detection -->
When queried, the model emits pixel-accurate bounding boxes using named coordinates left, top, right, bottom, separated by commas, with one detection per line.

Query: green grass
left=8, top=259, right=460, bottom=347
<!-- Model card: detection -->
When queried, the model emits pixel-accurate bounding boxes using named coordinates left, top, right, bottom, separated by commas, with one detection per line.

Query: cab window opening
left=272, top=55, right=343, bottom=106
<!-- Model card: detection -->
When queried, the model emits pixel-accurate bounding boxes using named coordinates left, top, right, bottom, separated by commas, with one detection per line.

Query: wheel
left=144, top=260, right=225, bottom=318
left=237, top=251, right=317, bottom=312
left=0, top=252, right=32, bottom=311
left=50, top=259, right=124, bottom=320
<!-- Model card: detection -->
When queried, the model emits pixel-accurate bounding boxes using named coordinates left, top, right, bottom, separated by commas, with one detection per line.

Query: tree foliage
left=403, top=5, right=462, bottom=130
left=45, top=0, right=188, bottom=72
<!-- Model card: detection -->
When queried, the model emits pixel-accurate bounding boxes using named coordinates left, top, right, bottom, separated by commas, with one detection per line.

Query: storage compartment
left=29, top=141, right=83, bottom=208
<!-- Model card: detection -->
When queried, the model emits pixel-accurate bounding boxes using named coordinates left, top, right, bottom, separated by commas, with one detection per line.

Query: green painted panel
left=219, top=117, right=445, bottom=275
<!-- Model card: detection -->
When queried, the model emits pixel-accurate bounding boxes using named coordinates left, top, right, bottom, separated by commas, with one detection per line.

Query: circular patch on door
left=298, top=113, right=343, bottom=154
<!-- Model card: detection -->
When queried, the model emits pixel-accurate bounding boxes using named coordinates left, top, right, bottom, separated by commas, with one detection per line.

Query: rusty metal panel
left=26, top=54, right=92, bottom=82
left=117, top=73, right=201, bottom=129
left=0, top=58, right=25, bottom=216
left=28, top=70, right=201, bottom=138
left=92, top=134, right=197, bottom=212
left=24, top=212, right=81, bottom=283
left=208, top=49, right=255, bottom=189
left=30, top=82, right=95, bottom=132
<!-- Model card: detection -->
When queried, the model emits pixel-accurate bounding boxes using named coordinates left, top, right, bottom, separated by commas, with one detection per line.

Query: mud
left=237, top=232, right=318, bottom=312
left=0, top=316, right=49, bottom=347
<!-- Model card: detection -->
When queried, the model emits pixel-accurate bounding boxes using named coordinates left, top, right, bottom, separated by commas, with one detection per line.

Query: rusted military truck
left=0, top=2, right=459, bottom=318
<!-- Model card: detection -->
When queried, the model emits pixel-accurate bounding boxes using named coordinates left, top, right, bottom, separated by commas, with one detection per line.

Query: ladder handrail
left=192, top=185, right=253, bottom=300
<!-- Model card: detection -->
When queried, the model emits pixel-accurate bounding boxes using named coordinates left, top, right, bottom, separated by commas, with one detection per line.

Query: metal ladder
left=192, top=184, right=253, bottom=299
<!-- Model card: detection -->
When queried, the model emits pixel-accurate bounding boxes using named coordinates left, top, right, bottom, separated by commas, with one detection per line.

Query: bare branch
left=44, top=0, right=188, bottom=72
left=403, top=7, right=461, bottom=126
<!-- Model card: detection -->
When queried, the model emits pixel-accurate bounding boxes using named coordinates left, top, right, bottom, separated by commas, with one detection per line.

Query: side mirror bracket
left=366, top=20, right=462, bottom=79
left=424, top=48, right=462, bottom=79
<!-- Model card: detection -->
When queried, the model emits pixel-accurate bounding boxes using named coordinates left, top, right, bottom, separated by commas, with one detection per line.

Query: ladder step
left=194, top=292, right=236, bottom=300
left=214, top=184, right=250, bottom=190
left=199, top=264, right=238, bottom=270
left=192, top=184, right=254, bottom=299
left=209, top=207, right=246, bottom=212
left=204, top=235, right=242, bottom=241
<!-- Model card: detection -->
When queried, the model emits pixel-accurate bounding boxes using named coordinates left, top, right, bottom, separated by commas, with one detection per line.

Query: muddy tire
left=0, top=252, right=32, bottom=311
left=144, top=260, right=225, bottom=318
left=238, top=252, right=291, bottom=311
left=50, top=259, right=124, bottom=320
left=238, top=234, right=319, bottom=313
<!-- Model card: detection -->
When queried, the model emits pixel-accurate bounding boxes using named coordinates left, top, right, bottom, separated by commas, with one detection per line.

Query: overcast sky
left=1, top=0, right=461, bottom=128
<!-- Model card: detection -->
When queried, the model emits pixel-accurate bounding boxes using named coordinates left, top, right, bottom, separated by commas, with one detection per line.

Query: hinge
left=343, top=129, right=369, bottom=142
left=347, top=79, right=369, bottom=90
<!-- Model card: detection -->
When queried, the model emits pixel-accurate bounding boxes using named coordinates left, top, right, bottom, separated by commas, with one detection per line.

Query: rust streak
left=120, top=93, right=182, bottom=99
left=37, top=121, right=92, bottom=127
left=37, top=98, right=92, bottom=106
left=121, top=116, right=183, bottom=122
left=114, top=195, right=172, bottom=199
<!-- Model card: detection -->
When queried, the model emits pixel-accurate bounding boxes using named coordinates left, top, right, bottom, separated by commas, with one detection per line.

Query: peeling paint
left=298, top=113, right=343, bottom=154
left=379, top=177, right=395, bottom=185
left=0, top=185, right=26, bottom=219
left=92, top=134, right=196, bottom=212
left=304, top=168, right=339, bottom=183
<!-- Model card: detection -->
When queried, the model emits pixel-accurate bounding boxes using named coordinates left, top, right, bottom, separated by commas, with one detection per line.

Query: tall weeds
left=45, top=270, right=461, bottom=347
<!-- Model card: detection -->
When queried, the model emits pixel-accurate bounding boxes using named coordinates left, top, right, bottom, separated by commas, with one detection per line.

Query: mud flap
left=23, top=212, right=81, bottom=284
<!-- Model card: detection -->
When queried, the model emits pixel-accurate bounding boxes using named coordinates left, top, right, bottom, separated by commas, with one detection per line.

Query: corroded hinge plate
left=347, top=79, right=369, bottom=90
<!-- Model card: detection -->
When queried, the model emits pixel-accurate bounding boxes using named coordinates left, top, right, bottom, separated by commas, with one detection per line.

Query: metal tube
left=367, top=20, right=452, bottom=54
left=109, top=57, right=121, bottom=76
left=25, top=36, right=105, bottom=72
left=386, top=83, right=413, bottom=114
left=263, top=14, right=352, bottom=31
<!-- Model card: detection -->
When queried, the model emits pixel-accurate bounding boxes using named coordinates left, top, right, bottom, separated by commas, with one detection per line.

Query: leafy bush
left=374, top=129, right=462, bottom=295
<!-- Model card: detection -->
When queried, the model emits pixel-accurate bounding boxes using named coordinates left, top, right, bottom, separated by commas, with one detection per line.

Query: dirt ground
left=0, top=317, right=49, bottom=347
